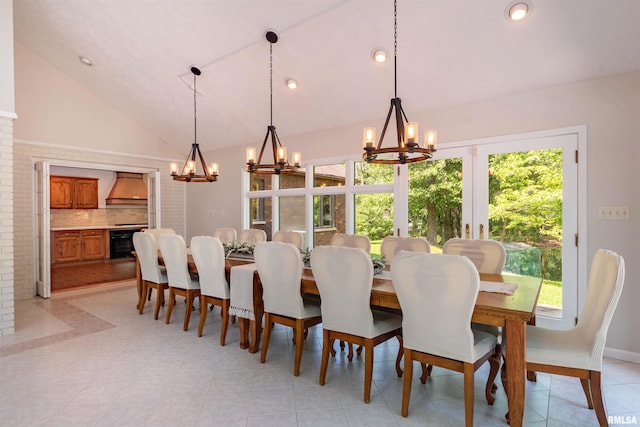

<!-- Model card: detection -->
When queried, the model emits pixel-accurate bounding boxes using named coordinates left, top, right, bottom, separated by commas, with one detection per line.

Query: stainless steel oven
left=109, top=227, right=143, bottom=259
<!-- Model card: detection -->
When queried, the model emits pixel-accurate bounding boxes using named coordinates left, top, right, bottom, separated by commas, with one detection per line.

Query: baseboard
left=604, top=347, right=640, bottom=364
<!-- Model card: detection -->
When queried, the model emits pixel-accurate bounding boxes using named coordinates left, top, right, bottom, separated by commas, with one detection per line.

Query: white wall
left=186, top=71, right=640, bottom=358
left=13, top=42, right=181, bottom=159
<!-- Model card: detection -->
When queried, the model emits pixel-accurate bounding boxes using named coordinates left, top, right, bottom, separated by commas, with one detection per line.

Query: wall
left=186, top=71, right=640, bottom=359
left=0, top=0, right=15, bottom=336
left=12, top=41, right=187, bottom=302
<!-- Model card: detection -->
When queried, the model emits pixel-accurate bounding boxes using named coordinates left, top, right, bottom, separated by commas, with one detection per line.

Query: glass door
left=34, top=161, right=51, bottom=298
left=474, top=134, right=578, bottom=328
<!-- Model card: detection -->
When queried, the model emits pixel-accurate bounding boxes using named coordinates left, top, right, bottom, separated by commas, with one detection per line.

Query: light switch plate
left=598, top=206, right=629, bottom=220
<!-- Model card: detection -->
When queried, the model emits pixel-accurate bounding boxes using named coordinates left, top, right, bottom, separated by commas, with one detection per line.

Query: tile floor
left=1, top=281, right=639, bottom=426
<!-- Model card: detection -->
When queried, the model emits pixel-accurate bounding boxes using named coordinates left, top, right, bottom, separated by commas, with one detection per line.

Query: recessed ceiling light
left=285, top=78, right=298, bottom=90
left=372, top=48, right=388, bottom=63
left=79, top=56, right=93, bottom=66
left=507, top=2, right=529, bottom=21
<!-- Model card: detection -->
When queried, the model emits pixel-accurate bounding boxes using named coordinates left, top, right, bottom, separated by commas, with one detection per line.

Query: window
left=315, top=195, right=335, bottom=228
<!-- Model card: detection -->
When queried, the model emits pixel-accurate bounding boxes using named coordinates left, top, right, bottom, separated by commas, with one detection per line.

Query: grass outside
left=371, top=238, right=561, bottom=308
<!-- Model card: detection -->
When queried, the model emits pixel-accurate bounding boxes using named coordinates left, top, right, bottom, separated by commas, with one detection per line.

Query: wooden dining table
left=137, top=254, right=541, bottom=427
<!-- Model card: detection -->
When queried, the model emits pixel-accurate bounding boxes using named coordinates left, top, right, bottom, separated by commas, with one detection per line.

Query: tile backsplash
left=51, top=208, right=148, bottom=228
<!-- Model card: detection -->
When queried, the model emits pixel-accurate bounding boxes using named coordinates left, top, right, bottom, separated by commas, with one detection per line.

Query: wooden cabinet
left=81, top=230, right=105, bottom=260
left=50, top=176, right=98, bottom=209
left=53, top=229, right=105, bottom=263
left=53, top=231, right=82, bottom=263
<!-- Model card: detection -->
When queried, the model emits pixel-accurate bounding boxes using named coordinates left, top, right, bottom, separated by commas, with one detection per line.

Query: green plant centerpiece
left=300, top=247, right=385, bottom=274
left=223, top=241, right=255, bottom=258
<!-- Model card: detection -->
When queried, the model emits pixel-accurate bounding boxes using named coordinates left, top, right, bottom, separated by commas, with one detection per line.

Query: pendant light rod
left=362, top=0, right=437, bottom=165
left=246, top=30, right=301, bottom=175
left=170, top=66, right=219, bottom=182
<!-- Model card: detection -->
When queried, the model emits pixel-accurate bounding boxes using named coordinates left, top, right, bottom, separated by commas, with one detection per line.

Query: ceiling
left=13, top=0, right=640, bottom=154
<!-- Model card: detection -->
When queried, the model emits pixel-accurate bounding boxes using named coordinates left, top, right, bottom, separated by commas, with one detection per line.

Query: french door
left=405, top=133, right=579, bottom=328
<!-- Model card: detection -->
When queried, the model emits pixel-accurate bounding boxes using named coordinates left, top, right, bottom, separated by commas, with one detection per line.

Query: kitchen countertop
left=51, top=225, right=148, bottom=231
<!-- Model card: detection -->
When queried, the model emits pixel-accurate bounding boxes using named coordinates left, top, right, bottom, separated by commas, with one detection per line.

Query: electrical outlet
left=598, top=206, right=630, bottom=220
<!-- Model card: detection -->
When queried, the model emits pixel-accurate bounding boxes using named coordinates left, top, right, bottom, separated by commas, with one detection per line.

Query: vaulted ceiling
left=13, top=0, right=640, bottom=153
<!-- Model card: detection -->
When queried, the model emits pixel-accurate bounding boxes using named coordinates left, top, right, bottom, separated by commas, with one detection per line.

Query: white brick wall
left=0, top=116, right=14, bottom=335
left=12, top=140, right=185, bottom=302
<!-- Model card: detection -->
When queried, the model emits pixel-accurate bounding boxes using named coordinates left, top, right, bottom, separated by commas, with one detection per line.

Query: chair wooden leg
left=589, top=371, right=608, bottom=427
left=420, top=363, right=432, bottom=384
left=319, top=329, right=331, bottom=386
left=401, top=348, right=413, bottom=417
left=348, top=342, right=354, bottom=362
left=395, top=335, right=404, bottom=377
left=293, top=319, right=305, bottom=376
left=183, top=291, right=194, bottom=331
left=580, top=378, right=594, bottom=409
left=463, top=363, right=475, bottom=427
left=147, top=287, right=152, bottom=301
left=197, top=295, right=207, bottom=337
left=260, top=313, right=273, bottom=364
left=486, top=348, right=501, bottom=405
left=153, top=285, right=163, bottom=320
left=138, top=282, right=148, bottom=315
left=220, top=299, right=230, bottom=346
left=165, top=288, right=175, bottom=324
left=329, top=338, right=336, bottom=357
left=364, top=343, right=374, bottom=403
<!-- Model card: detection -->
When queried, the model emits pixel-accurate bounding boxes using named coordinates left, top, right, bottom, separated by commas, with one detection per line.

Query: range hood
left=106, top=172, right=148, bottom=206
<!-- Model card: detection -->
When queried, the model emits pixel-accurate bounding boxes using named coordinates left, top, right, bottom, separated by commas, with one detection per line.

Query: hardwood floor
left=51, top=258, right=136, bottom=291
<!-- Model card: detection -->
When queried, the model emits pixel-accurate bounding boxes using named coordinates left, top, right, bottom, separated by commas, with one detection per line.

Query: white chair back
left=576, top=249, right=625, bottom=369
left=144, top=228, right=176, bottom=250
left=380, top=236, right=430, bottom=263
left=442, top=238, right=506, bottom=274
left=254, top=242, right=305, bottom=318
left=311, top=246, right=377, bottom=337
left=238, top=229, right=267, bottom=245
left=329, top=233, right=371, bottom=253
left=190, top=236, right=229, bottom=299
left=132, top=232, right=166, bottom=283
left=213, top=227, right=237, bottom=244
left=158, top=234, right=199, bottom=290
left=273, top=230, right=303, bottom=249
left=392, top=252, right=479, bottom=362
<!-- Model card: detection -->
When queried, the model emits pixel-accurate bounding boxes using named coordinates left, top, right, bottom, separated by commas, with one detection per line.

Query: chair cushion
left=371, top=309, right=403, bottom=337
left=471, top=328, right=498, bottom=361
left=526, top=324, right=596, bottom=371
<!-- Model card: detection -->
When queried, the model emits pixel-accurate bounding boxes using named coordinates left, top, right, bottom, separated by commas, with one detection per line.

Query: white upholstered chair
left=442, top=238, right=506, bottom=274
left=190, top=236, right=230, bottom=346
left=133, top=232, right=168, bottom=320
left=443, top=237, right=506, bottom=379
left=311, top=245, right=403, bottom=403
left=380, top=236, right=430, bottom=264
left=143, top=228, right=176, bottom=248
left=327, top=233, right=372, bottom=360
left=273, top=230, right=304, bottom=249
left=525, top=249, right=625, bottom=427
left=254, top=242, right=322, bottom=376
left=392, top=252, right=499, bottom=425
left=158, top=234, right=200, bottom=331
left=238, top=228, right=267, bottom=245
left=213, top=227, right=237, bottom=244
left=329, top=233, right=371, bottom=252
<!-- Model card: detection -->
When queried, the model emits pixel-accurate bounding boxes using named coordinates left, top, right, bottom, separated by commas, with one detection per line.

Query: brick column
left=0, top=116, right=14, bottom=335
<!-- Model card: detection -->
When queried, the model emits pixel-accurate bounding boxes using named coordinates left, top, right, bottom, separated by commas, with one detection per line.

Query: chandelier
left=170, top=66, right=219, bottom=182
left=362, top=0, right=437, bottom=164
left=246, top=30, right=301, bottom=175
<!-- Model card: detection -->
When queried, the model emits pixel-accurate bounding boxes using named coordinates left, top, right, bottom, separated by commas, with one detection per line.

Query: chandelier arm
left=393, top=99, right=405, bottom=147
left=195, top=144, right=211, bottom=176
left=270, top=126, right=280, bottom=166
left=256, top=127, right=271, bottom=166
left=270, top=42, right=273, bottom=126
left=377, top=100, right=395, bottom=150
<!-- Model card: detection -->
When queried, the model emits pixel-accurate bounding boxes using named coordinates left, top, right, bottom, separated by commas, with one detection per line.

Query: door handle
left=479, top=224, right=484, bottom=240
left=465, top=224, right=470, bottom=239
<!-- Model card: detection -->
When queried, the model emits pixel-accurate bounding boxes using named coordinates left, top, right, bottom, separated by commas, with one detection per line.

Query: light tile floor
left=1, top=281, right=639, bottom=426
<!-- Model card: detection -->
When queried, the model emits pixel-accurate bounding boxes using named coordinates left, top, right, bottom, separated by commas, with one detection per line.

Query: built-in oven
left=109, top=227, right=143, bottom=259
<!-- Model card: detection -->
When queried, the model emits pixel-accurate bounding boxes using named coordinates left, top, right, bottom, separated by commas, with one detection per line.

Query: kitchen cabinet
left=52, top=229, right=105, bottom=263
left=50, top=176, right=98, bottom=209
left=81, top=230, right=105, bottom=260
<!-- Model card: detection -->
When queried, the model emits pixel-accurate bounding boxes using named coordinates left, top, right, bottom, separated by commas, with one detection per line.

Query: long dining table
left=137, top=254, right=541, bottom=427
